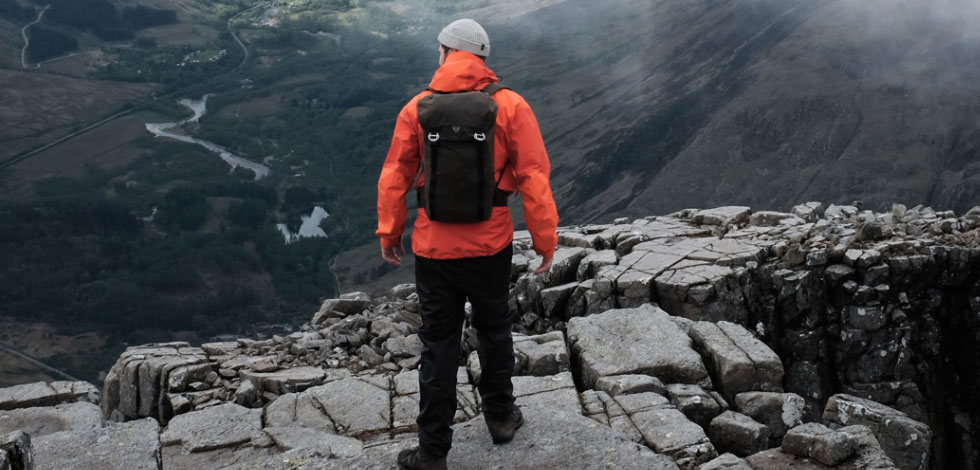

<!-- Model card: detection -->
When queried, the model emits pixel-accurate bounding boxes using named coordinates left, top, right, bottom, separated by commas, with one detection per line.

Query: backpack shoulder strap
left=480, top=82, right=509, bottom=95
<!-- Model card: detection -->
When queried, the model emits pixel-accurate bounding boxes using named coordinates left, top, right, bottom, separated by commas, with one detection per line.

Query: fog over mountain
left=455, top=0, right=980, bottom=224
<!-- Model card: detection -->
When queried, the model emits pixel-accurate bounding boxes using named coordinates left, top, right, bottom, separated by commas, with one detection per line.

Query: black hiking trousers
left=415, top=244, right=516, bottom=458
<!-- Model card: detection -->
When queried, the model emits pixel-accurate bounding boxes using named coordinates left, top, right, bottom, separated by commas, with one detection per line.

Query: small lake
left=277, top=206, right=329, bottom=244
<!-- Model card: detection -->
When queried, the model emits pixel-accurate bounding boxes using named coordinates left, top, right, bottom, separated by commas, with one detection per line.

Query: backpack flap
left=417, top=90, right=499, bottom=223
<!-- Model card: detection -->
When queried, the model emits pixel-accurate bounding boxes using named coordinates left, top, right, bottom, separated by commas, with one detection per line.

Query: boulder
left=697, top=453, right=753, bottom=470
left=689, top=322, right=783, bottom=401
left=630, top=406, right=718, bottom=469
left=823, top=394, right=930, bottom=470
left=102, top=342, right=210, bottom=422
left=513, top=331, right=569, bottom=376
left=734, top=392, right=805, bottom=445
left=239, top=366, right=327, bottom=395
left=707, top=411, right=768, bottom=457
left=693, top=207, right=751, bottom=227
left=666, top=384, right=728, bottom=427
left=567, top=305, right=710, bottom=389
left=781, top=422, right=857, bottom=466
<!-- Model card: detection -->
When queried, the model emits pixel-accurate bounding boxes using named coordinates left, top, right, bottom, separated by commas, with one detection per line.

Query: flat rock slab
left=240, top=366, right=327, bottom=395
left=0, top=402, right=103, bottom=438
left=630, top=406, right=717, bottom=468
left=160, top=403, right=262, bottom=453
left=448, top=406, right=680, bottom=470
left=512, top=372, right=580, bottom=413
left=822, top=394, right=930, bottom=470
left=264, top=426, right=363, bottom=458
left=567, top=304, right=710, bottom=389
left=305, top=377, right=391, bottom=437
left=0, top=381, right=99, bottom=411
left=34, top=418, right=160, bottom=470
left=747, top=425, right=897, bottom=470
left=689, top=321, right=783, bottom=401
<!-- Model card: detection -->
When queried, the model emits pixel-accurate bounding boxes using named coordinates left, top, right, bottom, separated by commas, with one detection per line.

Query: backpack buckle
left=473, top=132, right=486, bottom=142
left=427, top=132, right=440, bottom=143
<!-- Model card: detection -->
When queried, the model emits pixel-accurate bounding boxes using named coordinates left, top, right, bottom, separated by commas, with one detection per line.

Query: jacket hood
left=429, top=51, right=499, bottom=92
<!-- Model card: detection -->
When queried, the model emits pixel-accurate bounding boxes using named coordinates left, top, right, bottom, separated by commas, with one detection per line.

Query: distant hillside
left=484, top=0, right=980, bottom=223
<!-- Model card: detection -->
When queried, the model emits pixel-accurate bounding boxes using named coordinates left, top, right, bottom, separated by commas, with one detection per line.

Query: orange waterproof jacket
left=377, top=51, right=559, bottom=260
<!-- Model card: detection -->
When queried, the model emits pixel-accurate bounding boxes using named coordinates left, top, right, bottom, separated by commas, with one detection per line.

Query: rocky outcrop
left=3, top=202, right=979, bottom=469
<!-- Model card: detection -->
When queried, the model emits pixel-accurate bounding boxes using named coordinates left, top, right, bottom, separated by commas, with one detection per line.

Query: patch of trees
left=25, top=26, right=78, bottom=63
left=0, top=0, right=34, bottom=22
left=46, top=0, right=177, bottom=41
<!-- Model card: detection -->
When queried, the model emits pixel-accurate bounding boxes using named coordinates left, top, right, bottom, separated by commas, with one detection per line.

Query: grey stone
left=823, top=394, right=930, bottom=470
left=666, top=384, right=728, bottom=427
left=239, top=366, right=327, bottom=395
left=781, top=422, right=857, bottom=466
left=263, top=426, right=363, bottom=458
left=102, top=343, right=209, bottom=422
left=263, top=392, right=335, bottom=433
left=512, top=372, right=580, bottom=414
left=631, top=406, right=718, bottom=468
left=539, top=282, right=578, bottom=319
left=0, top=402, right=103, bottom=438
left=234, top=379, right=258, bottom=407
left=513, top=331, right=569, bottom=376
left=694, top=207, right=751, bottom=227
left=708, top=411, right=768, bottom=457
left=697, top=453, right=753, bottom=470
left=0, top=431, right=32, bottom=470
left=305, top=377, right=390, bottom=436
left=543, top=247, right=590, bottom=287
left=448, top=406, right=681, bottom=470
left=160, top=403, right=262, bottom=453
left=34, top=418, right=160, bottom=470
left=0, top=382, right=99, bottom=411
left=567, top=304, right=710, bottom=389
left=846, top=305, right=888, bottom=330
left=750, top=211, right=797, bottom=226
left=734, top=392, right=805, bottom=445
left=311, top=298, right=371, bottom=325
left=595, top=374, right=666, bottom=396
left=383, top=334, right=422, bottom=358
left=576, top=250, right=618, bottom=280
left=390, top=283, right=416, bottom=299
left=689, top=321, right=783, bottom=401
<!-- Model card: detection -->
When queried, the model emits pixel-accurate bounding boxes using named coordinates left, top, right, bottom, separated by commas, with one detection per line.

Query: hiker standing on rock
left=376, top=18, right=559, bottom=470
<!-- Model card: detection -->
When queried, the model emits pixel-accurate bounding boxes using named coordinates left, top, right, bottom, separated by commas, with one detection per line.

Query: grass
left=0, top=110, right=164, bottom=198
left=0, top=69, right=156, bottom=154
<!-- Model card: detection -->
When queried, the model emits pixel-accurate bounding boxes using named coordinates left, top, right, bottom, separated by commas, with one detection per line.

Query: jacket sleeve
left=376, top=101, right=421, bottom=249
left=508, top=95, right=559, bottom=259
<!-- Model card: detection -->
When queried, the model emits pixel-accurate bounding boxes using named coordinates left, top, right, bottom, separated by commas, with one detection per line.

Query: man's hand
left=382, top=244, right=406, bottom=266
left=534, top=256, right=553, bottom=274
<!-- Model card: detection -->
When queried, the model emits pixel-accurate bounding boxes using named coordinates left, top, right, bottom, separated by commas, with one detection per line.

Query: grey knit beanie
left=438, top=19, right=490, bottom=58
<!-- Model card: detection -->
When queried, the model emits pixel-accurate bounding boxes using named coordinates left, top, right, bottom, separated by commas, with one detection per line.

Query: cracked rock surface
left=3, top=202, right=980, bottom=469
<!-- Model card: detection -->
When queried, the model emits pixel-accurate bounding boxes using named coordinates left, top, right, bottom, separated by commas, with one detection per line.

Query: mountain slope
left=483, top=0, right=980, bottom=224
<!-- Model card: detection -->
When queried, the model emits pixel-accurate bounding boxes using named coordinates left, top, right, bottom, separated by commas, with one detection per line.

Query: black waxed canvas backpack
left=416, top=82, right=510, bottom=223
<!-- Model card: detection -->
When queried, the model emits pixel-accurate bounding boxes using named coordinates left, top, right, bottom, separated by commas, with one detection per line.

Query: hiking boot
left=397, top=446, right=448, bottom=470
left=484, top=405, right=524, bottom=444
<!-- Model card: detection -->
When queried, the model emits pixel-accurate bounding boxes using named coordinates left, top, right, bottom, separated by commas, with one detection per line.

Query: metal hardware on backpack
left=417, top=83, right=510, bottom=223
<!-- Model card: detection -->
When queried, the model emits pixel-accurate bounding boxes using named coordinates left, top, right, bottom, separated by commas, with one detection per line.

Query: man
left=376, top=18, right=559, bottom=470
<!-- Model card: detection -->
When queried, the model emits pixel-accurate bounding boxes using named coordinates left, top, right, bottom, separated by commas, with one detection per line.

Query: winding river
left=145, top=95, right=270, bottom=180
